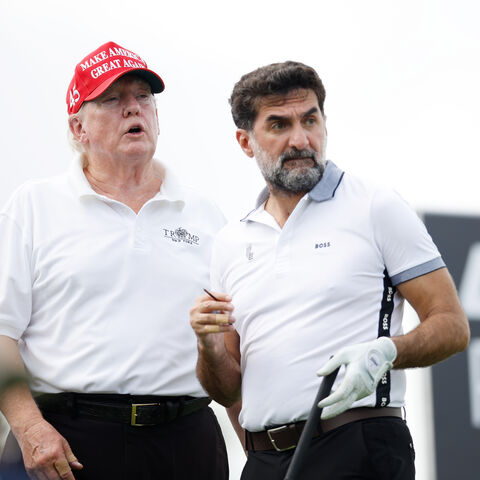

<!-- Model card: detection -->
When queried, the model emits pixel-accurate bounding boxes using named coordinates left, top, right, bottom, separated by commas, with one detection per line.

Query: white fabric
left=0, top=157, right=225, bottom=396
left=210, top=161, right=443, bottom=431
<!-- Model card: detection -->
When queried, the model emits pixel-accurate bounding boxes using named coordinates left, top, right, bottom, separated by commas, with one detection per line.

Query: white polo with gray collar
left=210, top=160, right=444, bottom=432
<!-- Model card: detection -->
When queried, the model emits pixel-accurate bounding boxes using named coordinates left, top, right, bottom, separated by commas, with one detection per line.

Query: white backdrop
left=1, top=1, right=479, bottom=479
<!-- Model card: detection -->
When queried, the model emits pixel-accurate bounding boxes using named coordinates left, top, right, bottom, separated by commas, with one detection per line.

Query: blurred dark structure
left=424, top=213, right=480, bottom=480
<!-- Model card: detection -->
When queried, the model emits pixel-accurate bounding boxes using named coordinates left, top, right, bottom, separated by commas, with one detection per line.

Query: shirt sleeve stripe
left=390, top=257, right=446, bottom=286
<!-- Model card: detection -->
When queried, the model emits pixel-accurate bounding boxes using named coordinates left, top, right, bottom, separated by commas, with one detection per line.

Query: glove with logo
left=316, top=337, right=397, bottom=419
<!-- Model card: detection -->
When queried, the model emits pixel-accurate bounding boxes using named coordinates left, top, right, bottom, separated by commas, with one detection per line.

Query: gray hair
left=67, top=91, right=158, bottom=168
left=67, top=103, right=87, bottom=166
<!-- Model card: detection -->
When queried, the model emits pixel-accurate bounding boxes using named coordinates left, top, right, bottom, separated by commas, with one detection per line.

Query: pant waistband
left=245, top=407, right=403, bottom=452
left=35, top=393, right=211, bottom=427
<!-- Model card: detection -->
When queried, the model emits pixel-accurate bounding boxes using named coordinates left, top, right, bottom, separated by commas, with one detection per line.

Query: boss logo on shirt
left=386, top=287, right=394, bottom=302
left=382, top=313, right=390, bottom=331
left=314, top=241, right=331, bottom=249
left=163, top=227, right=199, bottom=245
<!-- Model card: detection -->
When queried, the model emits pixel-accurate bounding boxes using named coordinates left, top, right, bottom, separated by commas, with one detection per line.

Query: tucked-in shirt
left=211, top=161, right=444, bottom=431
left=0, top=157, right=225, bottom=396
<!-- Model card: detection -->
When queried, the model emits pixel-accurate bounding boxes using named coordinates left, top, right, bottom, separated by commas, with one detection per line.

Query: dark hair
left=229, top=61, right=326, bottom=131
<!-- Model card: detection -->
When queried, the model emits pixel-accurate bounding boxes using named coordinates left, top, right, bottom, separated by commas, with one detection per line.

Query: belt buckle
left=130, top=403, right=159, bottom=426
left=266, top=425, right=296, bottom=452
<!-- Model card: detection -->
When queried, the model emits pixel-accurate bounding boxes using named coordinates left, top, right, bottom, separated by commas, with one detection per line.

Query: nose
left=122, top=94, right=141, bottom=117
left=288, top=123, right=310, bottom=150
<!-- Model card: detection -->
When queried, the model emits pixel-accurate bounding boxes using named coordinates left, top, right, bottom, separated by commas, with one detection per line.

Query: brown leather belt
left=245, top=407, right=403, bottom=452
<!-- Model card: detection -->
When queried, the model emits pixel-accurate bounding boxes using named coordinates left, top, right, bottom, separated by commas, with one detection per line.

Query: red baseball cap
left=66, top=41, right=165, bottom=114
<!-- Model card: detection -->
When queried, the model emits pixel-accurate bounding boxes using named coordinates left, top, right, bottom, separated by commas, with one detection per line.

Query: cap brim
left=84, top=68, right=165, bottom=102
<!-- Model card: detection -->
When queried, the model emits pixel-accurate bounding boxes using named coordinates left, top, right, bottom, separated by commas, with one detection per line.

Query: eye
left=304, top=116, right=317, bottom=126
left=271, top=121, right=285, bottom=130
left=137, top=93, right=153, bottom=105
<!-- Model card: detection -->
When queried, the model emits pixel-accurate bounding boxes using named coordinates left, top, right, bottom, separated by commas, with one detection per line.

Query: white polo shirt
left=211, top=161, right=444, bottom=431
left=0, top=157, right=225, bottom=396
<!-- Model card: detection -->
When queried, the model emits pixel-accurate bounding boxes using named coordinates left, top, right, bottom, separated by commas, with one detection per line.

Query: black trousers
left=2, top=406, right=228, bottom=480
left=242, top=417, right=416, bottom=480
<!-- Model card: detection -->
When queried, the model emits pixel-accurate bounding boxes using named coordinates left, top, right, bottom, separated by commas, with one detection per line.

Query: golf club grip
left=284, top=367, right=340, bottom=480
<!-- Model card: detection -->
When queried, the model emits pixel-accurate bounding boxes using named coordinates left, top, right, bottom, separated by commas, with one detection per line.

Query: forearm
left=196, top=341, right=241, bottom=407
left=393, top=269, right=470, bottom=369
left=392, top=308, right=469, bottom=369
left=226, top=401, right=246, bottom=452
left=1, top=384, right=44, bottom=439
left=0, top=338, right=82, bottom=476
left=0, top=336, right=43, bottom=439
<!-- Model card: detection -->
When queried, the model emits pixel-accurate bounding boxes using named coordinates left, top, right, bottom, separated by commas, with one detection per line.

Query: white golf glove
left=316, top=337, right=397, bottom=420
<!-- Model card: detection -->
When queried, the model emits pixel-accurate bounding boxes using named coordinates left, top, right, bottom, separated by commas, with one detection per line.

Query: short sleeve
left=0, top=210, right=33, bottom=339
left=371, top=188, right=445, bottom=286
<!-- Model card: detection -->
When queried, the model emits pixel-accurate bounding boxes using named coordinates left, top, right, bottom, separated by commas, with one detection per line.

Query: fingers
left=316, top=356, right=340, bottom=377
left=54, top=459, right=74, bottom=479
left=196, top=291, right=233, bottom=307
left=318, top=376, right=353, bottom=409
left=190, top=292, right=235, bottom=336
left=50, top=442, right=82, bottom=480
left=320, top=391, right=357, bottom=420
left=28, top=460, right=74, bottom=480
left=317, top=344, right=360, bottom=376
left=64, top=446, right=83, bottom=470
left=194, top=314, right=236, bottom=334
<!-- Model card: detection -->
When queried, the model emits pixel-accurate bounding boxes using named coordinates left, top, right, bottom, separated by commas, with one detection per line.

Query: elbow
left=219, top=391, right=241, bottom=408
left=457, top=318, right=471, bottom=353
left=207, top=388, right=241, bottom=408
left=450, top=311, right=470, bottom=355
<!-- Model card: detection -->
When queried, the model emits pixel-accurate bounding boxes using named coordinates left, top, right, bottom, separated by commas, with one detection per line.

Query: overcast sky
left=1, top=1, right=479, bottom=478
left=1, top=0, right=479, bottom=219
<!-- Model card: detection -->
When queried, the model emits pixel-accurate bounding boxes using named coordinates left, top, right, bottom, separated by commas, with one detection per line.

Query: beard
left=252, top=139, right=326, bottom=195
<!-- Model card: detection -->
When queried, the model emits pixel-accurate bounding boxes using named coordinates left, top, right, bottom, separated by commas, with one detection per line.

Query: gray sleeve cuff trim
left=391, top=257, right=446, bottom=286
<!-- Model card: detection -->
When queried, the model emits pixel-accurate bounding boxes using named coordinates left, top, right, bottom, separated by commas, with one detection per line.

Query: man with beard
left=189, top=61, right=469, bottom=480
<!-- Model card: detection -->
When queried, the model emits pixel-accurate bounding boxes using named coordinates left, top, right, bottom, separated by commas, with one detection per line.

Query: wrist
left=377, top=336, right=397, bottom=363
left=197, top=337, right=226, bottom=357
left=10, top=412, right=45, bottom=441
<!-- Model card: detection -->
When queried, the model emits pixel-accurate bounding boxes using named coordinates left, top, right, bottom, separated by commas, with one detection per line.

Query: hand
left=17, top=418, right=83, bottom=479
left=190, top=292, right=235, bottom=350
left=316, top=337, right=397, bottom=419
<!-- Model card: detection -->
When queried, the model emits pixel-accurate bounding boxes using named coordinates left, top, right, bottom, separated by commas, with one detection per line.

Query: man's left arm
left=392, top=267, right=470, bottom=368
left=317, top=267, right=469, bottom=418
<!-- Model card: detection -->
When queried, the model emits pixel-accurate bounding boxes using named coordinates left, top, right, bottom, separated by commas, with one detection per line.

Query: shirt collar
left=307, top=160, right=344, bottom=202
left=68, top=155, right=186, bottom=204
left=242, top=160, right=344, bottom=222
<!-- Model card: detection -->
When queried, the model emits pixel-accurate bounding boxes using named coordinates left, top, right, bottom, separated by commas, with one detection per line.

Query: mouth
left=282, top=157, right=315, bottom=167
left=126, top=125, right=144, bottom=135
left=280, top=150, right=317, bottom=168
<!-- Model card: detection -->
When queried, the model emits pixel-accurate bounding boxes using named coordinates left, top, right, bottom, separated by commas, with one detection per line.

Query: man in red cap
left=0, top=42, right=228, bottom=480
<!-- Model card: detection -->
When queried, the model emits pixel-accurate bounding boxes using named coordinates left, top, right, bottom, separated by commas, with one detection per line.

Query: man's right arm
left=0, top=335, right=82, bottom=479
left=190, top=292, right=241, bottom=407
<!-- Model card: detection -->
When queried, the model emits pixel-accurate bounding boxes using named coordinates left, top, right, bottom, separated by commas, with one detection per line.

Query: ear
left=68, top=115, right=88, bottom=144
left=236, top=129, right=255, bottom=158
left=155, top=108, right=160, bottom=136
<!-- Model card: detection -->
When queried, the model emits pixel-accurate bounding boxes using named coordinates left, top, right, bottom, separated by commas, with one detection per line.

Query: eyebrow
left=265, top=106, right=319, bottom=123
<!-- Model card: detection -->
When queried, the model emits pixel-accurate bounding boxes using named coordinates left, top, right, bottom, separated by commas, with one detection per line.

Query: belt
left=245, top=407, right=403, bottom=452
left=35, top=393, right=211, bottom=427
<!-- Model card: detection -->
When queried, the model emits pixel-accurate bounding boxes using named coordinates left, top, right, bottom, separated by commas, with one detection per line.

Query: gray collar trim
left=307, top=160, right=344, bottom=202
left=253, top=160, right=344, bottom=208
left=241, top=161, right=344, bottom=222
